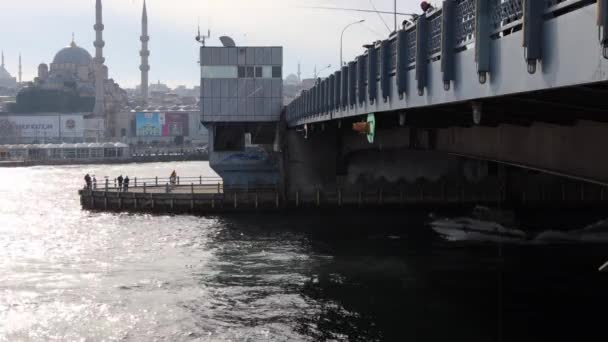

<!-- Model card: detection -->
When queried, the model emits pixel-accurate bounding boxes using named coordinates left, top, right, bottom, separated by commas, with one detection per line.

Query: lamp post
left=340, top=19, right=365, bottom=68
left=314, top=64, right=332, bottom=79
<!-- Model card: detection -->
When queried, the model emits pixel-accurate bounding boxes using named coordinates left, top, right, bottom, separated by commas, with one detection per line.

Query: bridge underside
left=364, top=81, right=608, bottom=184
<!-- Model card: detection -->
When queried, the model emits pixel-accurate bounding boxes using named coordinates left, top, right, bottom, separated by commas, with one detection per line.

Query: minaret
left=93, top=0, right=106, bottom=117
left=297, top=62, right=301, bottom=83
left=18, top=53, right=22, bottom=84
left=140, top=0, right=150, bottom=103
left=1, top=50, right=4, bottom=68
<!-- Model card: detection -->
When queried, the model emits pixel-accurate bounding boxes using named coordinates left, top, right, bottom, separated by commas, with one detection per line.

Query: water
left=0, top=162, right=607, bottom=341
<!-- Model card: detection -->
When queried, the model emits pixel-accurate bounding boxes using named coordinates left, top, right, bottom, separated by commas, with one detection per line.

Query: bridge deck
left=286, top=0, right=608, bottom=126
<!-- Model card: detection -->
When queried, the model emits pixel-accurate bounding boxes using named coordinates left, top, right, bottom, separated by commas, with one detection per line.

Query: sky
left=0, top=0, right=431, bottom=88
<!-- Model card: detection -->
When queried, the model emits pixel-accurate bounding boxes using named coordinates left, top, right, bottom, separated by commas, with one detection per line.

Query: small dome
left=52, top=41, right=93, bottom=66
left=285, top=73, right=300, bottom=85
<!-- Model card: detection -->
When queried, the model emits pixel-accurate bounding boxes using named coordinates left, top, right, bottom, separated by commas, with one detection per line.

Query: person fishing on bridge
left=117, top=175, right=124, bottom=192
left=420, top=1, right=435, bottom=13
left=123, top=176, right=130, bottom=192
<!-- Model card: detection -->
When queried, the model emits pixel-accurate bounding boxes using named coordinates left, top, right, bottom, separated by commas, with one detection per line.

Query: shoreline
left=0, top=154, right=209, bottom=168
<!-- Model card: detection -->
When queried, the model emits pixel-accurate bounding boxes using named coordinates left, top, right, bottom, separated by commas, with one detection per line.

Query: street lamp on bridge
left=340, top=19, right=365, bottom=68
left=314, top=64, right=332, bottom=79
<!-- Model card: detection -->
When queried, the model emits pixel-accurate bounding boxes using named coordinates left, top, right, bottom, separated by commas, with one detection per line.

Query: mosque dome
left=285, top=73, right=300, bottom=85
left=52, top=41, right=93, bottom=66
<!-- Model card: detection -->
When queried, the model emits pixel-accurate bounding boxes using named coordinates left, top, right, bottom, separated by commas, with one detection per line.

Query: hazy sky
left=0, top=0, right=428, bottom=88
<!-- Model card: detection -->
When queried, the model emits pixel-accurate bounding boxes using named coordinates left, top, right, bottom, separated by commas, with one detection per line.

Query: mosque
left=0, top=51, right=18, bottom=90
left=5, top=0, right=147, bottom=138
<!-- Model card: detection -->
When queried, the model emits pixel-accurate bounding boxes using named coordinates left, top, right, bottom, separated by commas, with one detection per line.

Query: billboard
left=136, top=112, right=189, bottom=137
left=59, top=115, right=84, bottom=138
left=163, top=113, right=189, bottom=137
left=10, top=115, right=59, bottom=138
left=136, top=112, right=162, bottom=137
left=0, top=114, right=85, bottom=139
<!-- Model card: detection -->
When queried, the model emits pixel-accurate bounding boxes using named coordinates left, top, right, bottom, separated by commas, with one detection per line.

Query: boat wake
left=534, top=218, right=608, bottom=244
left=429, top=207, right=608, bottom=244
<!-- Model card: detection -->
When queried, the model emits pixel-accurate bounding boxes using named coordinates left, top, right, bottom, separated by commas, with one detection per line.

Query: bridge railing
left=286, top=0, right=598, bottom=125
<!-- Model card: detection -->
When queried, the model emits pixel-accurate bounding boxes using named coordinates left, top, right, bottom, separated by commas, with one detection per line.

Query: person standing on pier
left=84, top=174, right=92, bottom=190
left=170, top=170, right=177, bottom=186
left=117, top=175, right=124, bottom=192
left=92, top=175, right=97, bottom=190
left=123, top=176, right=130, bottom=192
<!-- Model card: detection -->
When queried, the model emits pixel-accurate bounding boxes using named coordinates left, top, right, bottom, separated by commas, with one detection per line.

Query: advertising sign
left=137, top=112, right=189, bottom=137
left=60, top=114, right=84, bottom=138
left=9, top=115, right=60, bottom=138
left=136, top=112, right=162, bottom=137
left=163, top=113, right=189, bottom=137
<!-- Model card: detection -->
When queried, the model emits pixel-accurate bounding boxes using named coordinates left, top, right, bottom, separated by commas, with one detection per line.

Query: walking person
left=117, top=175, right=124, bottom=192
left=123, top=176, right=130, bottom=192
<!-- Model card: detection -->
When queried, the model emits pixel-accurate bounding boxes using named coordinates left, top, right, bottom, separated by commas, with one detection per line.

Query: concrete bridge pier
left=283, top=125, right=341, bottom=197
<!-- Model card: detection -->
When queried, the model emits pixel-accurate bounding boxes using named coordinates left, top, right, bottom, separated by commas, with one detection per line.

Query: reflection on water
left=0, top=162, right=607, bottom=341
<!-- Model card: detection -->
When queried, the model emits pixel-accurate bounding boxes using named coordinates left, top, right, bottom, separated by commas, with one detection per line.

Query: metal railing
left=87, top=175, right=281, bottom=195
left=286, top=0, right=595, bottom=124
left=87, top=175, right=224, bottom=193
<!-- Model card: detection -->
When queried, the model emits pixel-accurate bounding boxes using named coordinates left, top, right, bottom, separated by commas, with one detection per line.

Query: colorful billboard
left=136, top=112, right=162, bottom=137
left=163, top=113, right=189, bottom=137
left=136, top=112, right=189, bottom=137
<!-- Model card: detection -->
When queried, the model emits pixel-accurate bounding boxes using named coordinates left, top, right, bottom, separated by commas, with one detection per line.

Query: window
left=238, top=66, right=246, bottom=78
left=262, top=66, right=272, bottom=78
left=255, top=66, right=263, bottom=78
left=272, top=66, right=282, bottom=78
left=246, top=66, right=255, bottom=78
left=201, top=66, right=238, bottom=78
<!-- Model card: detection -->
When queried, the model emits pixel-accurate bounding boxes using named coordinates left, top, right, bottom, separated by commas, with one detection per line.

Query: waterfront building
left=0, top=142, right=129, bottom=162
left=200, top=43, right=283, bottom=186
left=10, top=0, right=127, bottom=139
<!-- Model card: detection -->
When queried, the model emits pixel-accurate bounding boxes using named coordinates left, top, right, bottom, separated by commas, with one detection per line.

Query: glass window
left=255, top=67, right=263, bottom=78
left=238, top=66, right=246, bottom=78
left=262, top=66, right=272, bottom=78
left=272, top=66, right=282, bottom=78
left=201, top=66, right=238, bottom=78
left=246, top=66, right=255, bottom=78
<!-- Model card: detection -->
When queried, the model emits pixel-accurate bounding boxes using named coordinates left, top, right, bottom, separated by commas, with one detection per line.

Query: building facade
left=200, top=45, right=284, bottom=187
left=200, top=46, right=283, bottom=122
left=112, top=110, right=208, bottom=145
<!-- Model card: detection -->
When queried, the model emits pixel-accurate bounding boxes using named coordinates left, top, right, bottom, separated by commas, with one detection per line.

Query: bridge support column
left=283, top=125, right=340, bottom=197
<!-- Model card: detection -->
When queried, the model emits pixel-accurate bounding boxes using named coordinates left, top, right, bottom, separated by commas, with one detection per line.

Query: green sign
left=367, top=113, right=376, bottom=144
